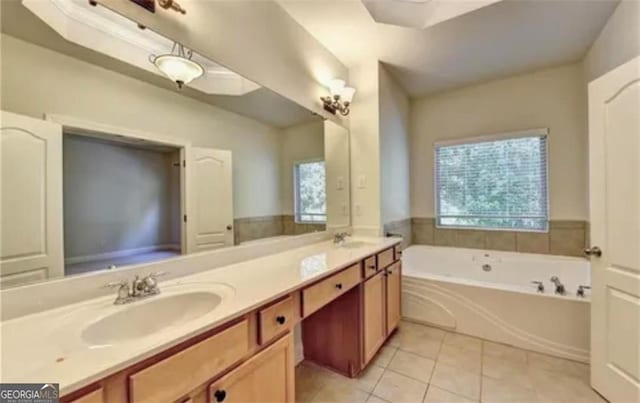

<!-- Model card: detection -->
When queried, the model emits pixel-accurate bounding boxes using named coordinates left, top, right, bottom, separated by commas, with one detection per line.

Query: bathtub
left=401, top=245, right=591, bottom=362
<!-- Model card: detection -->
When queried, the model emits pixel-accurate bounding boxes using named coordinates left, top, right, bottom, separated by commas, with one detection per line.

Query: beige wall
left=379, top=64, right=411, bottom=225
left=324, top=120, right=351, bottom=230
left=583, top=0, right=640, bottom=82
left=349, top=60, right=382, bottom=235
left=63, top=135, right=180, bottom=259
left=95, top=0, right=348, bottom=126
left=1, top=34, right=283, bottom=219
left=279, top=120, right=325, bottom=215
left=410, top=62, right=588, bottom=221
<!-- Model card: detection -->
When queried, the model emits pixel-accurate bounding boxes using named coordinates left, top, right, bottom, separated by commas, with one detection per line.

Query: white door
left=589, top=56, right=640, bottom=403
left=187, top=147, right=233, bottom=252
left=0, top=111, right=64, bottom=286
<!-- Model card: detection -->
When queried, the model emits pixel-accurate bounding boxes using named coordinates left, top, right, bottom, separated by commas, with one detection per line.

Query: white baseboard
left=65, top=244, right=180, bottom=265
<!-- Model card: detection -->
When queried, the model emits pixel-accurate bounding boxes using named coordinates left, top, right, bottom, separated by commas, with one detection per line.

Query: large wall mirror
left=0, top=0, right=350, bottom=288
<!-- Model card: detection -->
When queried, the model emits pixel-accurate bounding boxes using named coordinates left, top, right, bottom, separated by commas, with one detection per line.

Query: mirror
left=0, top=0, right=350, bottom=288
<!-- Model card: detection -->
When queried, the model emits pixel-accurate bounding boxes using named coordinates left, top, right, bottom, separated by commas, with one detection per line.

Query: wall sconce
left=320, top=79, right=356, bottom=116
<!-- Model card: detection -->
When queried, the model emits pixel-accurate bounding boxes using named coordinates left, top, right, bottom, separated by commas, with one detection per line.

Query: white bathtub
left=401, top=245, right=591, bottom=362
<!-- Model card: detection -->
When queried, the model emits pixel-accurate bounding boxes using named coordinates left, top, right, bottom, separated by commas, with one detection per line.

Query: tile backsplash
left=411, top=217, right=588, bottom=257
left=234, top=215, right=325, bottom=244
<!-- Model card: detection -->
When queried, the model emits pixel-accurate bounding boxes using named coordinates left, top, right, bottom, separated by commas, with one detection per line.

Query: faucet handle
left=531, top=281, right=545, bottom=293
left=143, top=271, right=167, bottom=293
left=577, top=285, right=591, bottom=297
left=104, top=279, right=128, bottom=289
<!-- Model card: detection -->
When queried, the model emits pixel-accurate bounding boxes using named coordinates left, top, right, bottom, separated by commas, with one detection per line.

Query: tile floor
left=296, top=320, right=605, bottom=403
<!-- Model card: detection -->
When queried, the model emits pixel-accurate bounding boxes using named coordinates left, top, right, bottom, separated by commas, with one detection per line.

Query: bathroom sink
left=339, top=241, right=375, bottom=249
left=81, top=291, right=222, bottom=346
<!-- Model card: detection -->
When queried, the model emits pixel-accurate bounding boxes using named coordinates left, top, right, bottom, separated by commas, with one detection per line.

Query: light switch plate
left=357, top=175, right=366, bottom=189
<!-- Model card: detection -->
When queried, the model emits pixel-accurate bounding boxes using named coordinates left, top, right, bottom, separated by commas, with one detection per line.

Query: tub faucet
left=550, top=276, right=565, bottom=295
left=576, top=285, right=591, bottom=298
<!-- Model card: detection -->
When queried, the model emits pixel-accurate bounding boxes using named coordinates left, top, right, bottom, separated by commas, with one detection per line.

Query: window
left=294, top=160, right=326, bottom=223
left=435, top=131, right=548, bottom=231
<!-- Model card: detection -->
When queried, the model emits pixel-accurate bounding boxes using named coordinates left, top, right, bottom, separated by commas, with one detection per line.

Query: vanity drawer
left=363, top=255, right=378, bottom=278
left=129, top=319, right=249, bottom=403
left=377, top=247, right=395, bottom=269
left=302, top=263, right=361, bottom=317
left=259, top=296, right=296, bottom=344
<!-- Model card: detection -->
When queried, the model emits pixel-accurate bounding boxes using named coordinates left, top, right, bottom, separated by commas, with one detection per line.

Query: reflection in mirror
left=0, top=0, right=350, bottom=288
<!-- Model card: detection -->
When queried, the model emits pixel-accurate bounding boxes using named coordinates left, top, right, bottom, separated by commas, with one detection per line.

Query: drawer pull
left=213, top=390, right=227, bottom=402
left=367, top=264, right=376, bottom=270
left=335, top=283, right=343, bottom=290
left=276, top=315, right=286, bottom=325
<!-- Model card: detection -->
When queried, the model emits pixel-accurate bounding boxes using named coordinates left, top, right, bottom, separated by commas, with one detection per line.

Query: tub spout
left=550, top=276, right=566, bottom=295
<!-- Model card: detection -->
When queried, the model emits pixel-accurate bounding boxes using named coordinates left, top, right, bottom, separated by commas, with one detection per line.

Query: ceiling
left=278, top=0, right=619, bottom=97
left=1, top=0, right=318, bottom=128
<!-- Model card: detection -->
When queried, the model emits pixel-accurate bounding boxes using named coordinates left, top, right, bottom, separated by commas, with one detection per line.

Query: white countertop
left=0, top=237, right=399, bottom=395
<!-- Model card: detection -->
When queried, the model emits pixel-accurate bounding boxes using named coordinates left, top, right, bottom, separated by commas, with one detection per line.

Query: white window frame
left=294, top=158, right=327, bottom=224
left=433, top=128, right=550, bottom=233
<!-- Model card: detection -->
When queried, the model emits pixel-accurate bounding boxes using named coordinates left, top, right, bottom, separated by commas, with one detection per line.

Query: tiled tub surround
left=401, top=245, right=590, bottom=362
left=383, top=219, right=412, bottom=249
left=234, top=215, right=325, bottom=244
left=296, top=320, right=602, bottom=403
left=0, top=237, right=400, bottom=395
left=411, top=218, right=588, bottom=257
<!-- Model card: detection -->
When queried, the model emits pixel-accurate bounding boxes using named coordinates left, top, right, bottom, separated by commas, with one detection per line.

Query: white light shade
left=153, top=54, right=204, bottom=85
left=328, top=78, right=346, bottom=97
left=341, top=87, right=356, bottom=103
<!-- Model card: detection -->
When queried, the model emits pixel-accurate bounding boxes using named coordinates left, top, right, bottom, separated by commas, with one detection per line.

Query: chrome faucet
left=576, top=285, right=591, bottom=298
left=104, top=272, right=166, bottom=305
left=550, top=276, right=566, bottom=295
left=333, top=232, right=350, bottom=244
left=531, top=281, right=545, bottom=293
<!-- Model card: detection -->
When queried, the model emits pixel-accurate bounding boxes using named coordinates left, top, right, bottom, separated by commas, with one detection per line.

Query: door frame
left=44, top=114, right=191, bottom=254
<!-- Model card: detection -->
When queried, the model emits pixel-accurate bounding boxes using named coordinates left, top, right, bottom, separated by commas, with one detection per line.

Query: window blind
left=435, top=133, right=548, bottom=231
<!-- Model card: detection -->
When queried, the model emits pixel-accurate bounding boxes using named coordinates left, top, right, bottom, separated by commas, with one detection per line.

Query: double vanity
left=0, top=237, right=402, bottom=403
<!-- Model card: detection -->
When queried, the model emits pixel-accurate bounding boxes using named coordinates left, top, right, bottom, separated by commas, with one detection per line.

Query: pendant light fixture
left=149, top=42, right=204, bottom=89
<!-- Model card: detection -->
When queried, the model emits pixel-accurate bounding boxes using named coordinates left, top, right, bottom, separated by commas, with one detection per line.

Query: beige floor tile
left=429, top=362, right=481, bottom=401
left=442, top=332, right=482, bottom=353
left=386, top=330, right=400, bottom=348
left=353, top=365, right=386, bottom=393
left=387, top=350, right=436, bottom=383
left=527, top=352, right=590, bottom=381
left=366, top=395, right=389, bottom=403
left=371, top=346, right=399, bottom=368
left=529, top=369, right=605, bottom=403
left=312, top=381, right=370, bottom=403
left=423, top=386, right=477, bottom=403
left=437, top=344, right=482, bottom=374
left=483, top=341, right=527, bottom=364
left=372, top=370, right=428, bottom=403
left=482, top=355, right=534, bottom=389
left=481, top=375, right=538, bottom=403
left=295, top=363, right=330, bottom=402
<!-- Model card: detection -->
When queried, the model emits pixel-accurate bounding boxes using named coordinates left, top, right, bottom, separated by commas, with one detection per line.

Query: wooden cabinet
left=129, top=320, right=249, bottom=403
left=363, top=255, right=377, bottom=279
left=69, top=388, right=103, bottom=403
left=302, top=262, right=361, bottom=317
left=259, top=296, right=296, bottom=345
left=385, top=261, right=402, bottom=333
left=208, top=333, right=295, bottom=403
left=377, top=247, right=395, bottom=270
left=363, top=271, right=387, bottom=364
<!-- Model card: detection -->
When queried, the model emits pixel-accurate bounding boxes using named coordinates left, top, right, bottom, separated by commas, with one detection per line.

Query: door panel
left=0, top=111, right=63, bottom=284
left=363, top=271, right=386, bottom=364
left=386, top=262, right=402, bottom=333
left=188, top=147, right=233, bottom=252
left=208, top=333, right=294, bottom=403
left=588, top=56, right=640, bottom=402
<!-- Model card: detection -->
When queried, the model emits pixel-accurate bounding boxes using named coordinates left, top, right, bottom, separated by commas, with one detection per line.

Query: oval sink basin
left=340, top=241, right=375, bottom=249
left=82, top=291, right=222, bottom=346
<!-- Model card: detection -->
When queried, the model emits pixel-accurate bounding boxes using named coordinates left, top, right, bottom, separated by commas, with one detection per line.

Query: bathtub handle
left=531, top=281, right=545, bottom=293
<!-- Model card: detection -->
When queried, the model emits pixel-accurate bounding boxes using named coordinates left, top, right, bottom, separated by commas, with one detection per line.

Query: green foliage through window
left=435, top=134, right=548, bottom=231
left=295, top=161, right=326, bottom=223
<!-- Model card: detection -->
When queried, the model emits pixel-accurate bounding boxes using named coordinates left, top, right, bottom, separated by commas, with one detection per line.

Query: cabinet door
left=209, top=333, right=294, bottom=403
left=363, top=271, right=386, bottom=364
left=0, top=111, right=63, bottom=286
left=386, top=262, right=402, bottom=334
